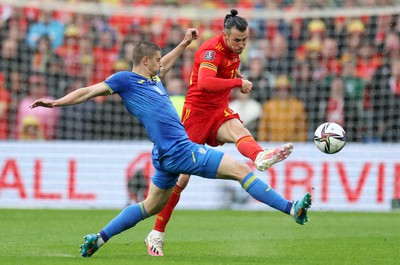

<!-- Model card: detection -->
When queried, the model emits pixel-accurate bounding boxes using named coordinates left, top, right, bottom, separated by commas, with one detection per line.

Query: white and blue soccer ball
left=314, top=122, right=346, bottom=154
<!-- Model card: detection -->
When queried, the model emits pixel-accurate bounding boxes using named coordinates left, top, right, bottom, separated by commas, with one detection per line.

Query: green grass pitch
left=0, top=209, right=399, bottom=265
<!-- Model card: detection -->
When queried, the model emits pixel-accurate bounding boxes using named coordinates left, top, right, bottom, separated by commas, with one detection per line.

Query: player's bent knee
left=177, top=174, right=190, bottom=188
left=218, top=154, right=252, bottom=181
left=235, top=162, right=252, bottom=179
left=144, top=199, right=168, bottom=216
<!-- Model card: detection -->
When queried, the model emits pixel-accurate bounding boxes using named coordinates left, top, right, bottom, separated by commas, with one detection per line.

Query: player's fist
left=240, top=79, right=252, bottom=94
left=183, top=28, right=199, bottom=46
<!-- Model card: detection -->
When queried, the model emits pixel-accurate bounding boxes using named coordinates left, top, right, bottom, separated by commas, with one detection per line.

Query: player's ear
left=142, top=56, right=148, bottom=65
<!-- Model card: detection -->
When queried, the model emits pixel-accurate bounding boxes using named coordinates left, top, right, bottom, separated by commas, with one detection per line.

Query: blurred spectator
left=291, top=62, right=327, bottom=140
left=355, top=41, right=382, bottom=83
left=229, top=89, right=262, bottom=138
left=163, top=24, right=185, bottom=54
left=0, top=73, right=11, bottom=139
left=55, top=25, right=82, bottom=77
left=18, top=115, right=45, bottom=140
left=370, top=57, right=400, bottom=142
left=26, top=9, right=65, bottom=50
left=162, top=24, right=186, bottom=73
left=3, top=12, right=31, bottom=60
left=31, top=35, right=53, bottom=73
left=374, top=15, right=394, bottom=50
left=15, top=74, right=60, bottom=140
left=304, top=38, right=322, bottom=66
left=65, top=12, right=94, bottom=39
left=180, top=45, right=196, bottom=87
left=78, top=37, right=96, bottom=84
left=117, top=40, right=135, bottom=71
left=324, top=76, right=345, bottom=126
left=342, top=60, right=367, bottom=142
left=241, top=52, right=275, bottom=103
left=261, top=0, right=291, bottom=40
left=164, top=74, right=186, bottom=118
left=341, top=19, right=365, bottom=63
left=44, top=54, right=71, bottom=99
left=0, top=37, right=28, bottom=76
left=258, top=75, right=307, bottom=142
left=92, top=28, right=119, bottom=85
left=382, top=32, right=400, bottom=62
left=0, top=5, right=29, bottom=29
left=56, top=78, right=97, bottom=140
left=112, top=59, right=130, bottom=73
left=265, top=33, right=292, bottom=75
left=7, top=70, right=28, bottom=139
left=296, top=19, right=326, bottom=63
left=314, top=38, right=342, bottom=82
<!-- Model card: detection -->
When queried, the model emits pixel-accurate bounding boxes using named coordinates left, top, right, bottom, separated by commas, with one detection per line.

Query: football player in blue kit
left=29, top=28, right=312, bottom=257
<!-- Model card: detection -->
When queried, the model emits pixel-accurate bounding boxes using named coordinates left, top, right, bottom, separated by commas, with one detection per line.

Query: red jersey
left=185, top=34, right=242, bottom=110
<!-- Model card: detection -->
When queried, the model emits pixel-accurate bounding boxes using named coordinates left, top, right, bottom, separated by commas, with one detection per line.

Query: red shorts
left=181, top=106, right=241, bottom=147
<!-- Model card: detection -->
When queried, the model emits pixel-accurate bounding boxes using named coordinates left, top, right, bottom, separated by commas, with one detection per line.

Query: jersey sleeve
left=103, top=71, right=130, bottom=94
left=197, top=50, right=242, bottom=92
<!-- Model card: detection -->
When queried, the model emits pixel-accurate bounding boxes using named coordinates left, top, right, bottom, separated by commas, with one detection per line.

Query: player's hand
left=240, top=79, right=252, bottom=94
left=29, top=99, right=55, bottom=109
left=182, top=28, right=199, bottom=46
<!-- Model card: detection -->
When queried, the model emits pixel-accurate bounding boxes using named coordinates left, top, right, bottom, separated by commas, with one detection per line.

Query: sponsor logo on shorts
left=197, top=147, right=206, bottom=154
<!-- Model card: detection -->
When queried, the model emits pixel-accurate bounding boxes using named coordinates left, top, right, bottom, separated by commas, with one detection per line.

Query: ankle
left=150, top=229, right=165, bottom=238
left=96, top=233, right=105, bottom=247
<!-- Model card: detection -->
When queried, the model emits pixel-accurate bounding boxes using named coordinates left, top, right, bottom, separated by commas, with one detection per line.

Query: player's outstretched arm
left=159, top=28, right=198, bottom=78
left=30, top=83, right=110, bottom=109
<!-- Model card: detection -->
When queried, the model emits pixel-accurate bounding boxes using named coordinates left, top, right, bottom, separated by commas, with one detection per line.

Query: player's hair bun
left=230, top=9, right=238, bottom=17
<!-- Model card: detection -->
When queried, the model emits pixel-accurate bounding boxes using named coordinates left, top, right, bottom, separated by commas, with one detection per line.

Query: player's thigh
left=182, top=108, right=211, bottom=144
left=216, top=153, right=252, bottom=182
left=143, top=182, right=174, bottom=215
left=217, top=118, right=252, bottom=143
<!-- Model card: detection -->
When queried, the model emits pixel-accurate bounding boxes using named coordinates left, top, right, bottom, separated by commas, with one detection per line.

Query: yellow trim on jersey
left=215, top=43, right=224, bottom=52
left=200, top=62, right=217, bottom=72
left=102, top=82, right=114, bottom=94
left=182, top=108, right=191, bottom=124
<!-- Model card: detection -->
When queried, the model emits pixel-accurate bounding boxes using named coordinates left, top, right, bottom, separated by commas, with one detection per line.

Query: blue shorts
left=152, top=142, right=224, bottom=189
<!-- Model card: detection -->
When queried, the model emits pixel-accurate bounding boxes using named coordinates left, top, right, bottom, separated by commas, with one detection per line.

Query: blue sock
left=241, top=173, right=292, bottom=214
left=99, top=202, right=149, bottom=242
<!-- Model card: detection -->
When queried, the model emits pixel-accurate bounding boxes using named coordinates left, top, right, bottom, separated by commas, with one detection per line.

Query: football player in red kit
left=145, top=9, right=295, bottom=256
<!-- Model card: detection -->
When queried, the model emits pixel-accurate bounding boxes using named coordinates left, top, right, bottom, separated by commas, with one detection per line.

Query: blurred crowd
left=0, top=1, right=400, bottom=142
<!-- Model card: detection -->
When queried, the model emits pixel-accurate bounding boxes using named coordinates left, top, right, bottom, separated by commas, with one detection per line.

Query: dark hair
left=131, top=41, right=161, bottom=66
left=224, top=9, right=248, bottom=33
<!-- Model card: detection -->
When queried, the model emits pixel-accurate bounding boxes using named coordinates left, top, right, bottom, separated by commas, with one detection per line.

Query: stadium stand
left=1, top=0, right=400, bottom=142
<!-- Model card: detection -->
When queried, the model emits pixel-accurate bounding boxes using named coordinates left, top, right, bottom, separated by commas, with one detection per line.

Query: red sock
left=236, top=135, right=263, bottom=162
left=153, top=185, right=183, bottom=232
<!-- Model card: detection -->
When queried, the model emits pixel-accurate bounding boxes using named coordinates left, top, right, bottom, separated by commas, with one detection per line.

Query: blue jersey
left=103, top=71, right=189, bottom=159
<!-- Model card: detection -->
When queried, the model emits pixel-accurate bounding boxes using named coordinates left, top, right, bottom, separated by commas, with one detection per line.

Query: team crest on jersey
left=204, top=50, right=215, bottom=61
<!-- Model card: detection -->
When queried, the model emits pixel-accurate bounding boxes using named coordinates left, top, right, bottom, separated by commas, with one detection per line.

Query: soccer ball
left=314, top=122, right=346, bottom=154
